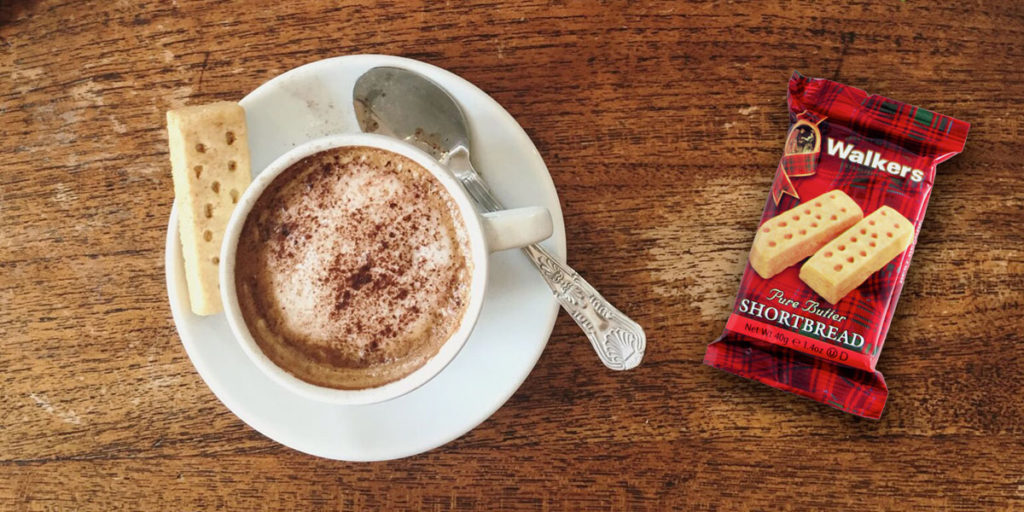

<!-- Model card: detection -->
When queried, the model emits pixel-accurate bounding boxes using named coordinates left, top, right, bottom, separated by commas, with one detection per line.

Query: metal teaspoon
left=353, top=66, right=645, bottom=371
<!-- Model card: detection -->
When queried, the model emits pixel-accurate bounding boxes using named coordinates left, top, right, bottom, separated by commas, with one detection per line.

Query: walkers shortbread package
left=704, top=72, right=969, bottom=419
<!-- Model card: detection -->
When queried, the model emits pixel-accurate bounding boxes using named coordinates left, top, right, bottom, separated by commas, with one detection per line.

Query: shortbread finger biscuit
left=167, top=102, right=252, bottom=315
left=799, top=206, right=914, bottom=304
left=748, top=190, right=864, bottom=279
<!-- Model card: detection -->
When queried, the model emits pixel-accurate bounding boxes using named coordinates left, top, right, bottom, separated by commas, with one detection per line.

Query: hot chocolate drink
left=234, top=146, right=473, bottom=389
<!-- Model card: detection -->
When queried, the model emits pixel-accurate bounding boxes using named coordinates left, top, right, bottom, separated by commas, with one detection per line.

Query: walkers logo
left=825, top=137, right=925, bottom=182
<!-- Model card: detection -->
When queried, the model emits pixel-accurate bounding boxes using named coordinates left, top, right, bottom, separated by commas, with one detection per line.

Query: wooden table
left=3, top=0, right=1022, bottom=509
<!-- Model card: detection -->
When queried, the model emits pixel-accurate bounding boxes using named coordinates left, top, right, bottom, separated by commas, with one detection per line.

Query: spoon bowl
left=353, top=67, right=470, bottom=162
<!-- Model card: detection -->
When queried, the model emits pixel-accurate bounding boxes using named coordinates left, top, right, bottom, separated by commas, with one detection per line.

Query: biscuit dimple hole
left=226, top=131, right=235, bottom=145
left=196, top=143, right=206, bottom=153
left=779, top=222, right=787, bottom=227
left=871, top=233, right=878, bottom=238
left=840, top=208, right=847, bottom=213
left=869, top=220, right=876, bottom=226
left=799, top=229, right=806, bottom=235
left=763, top=227, right=770, bottom=233
left=894, top=223, right=900, bottom=229
left=203, top=230, right=212, bottom=242
left=860, top=228, right=867, bottom=235
left=869, top=241, right=877, bottom=247
left=824, top=251, right=833, bottom=258
left=193, top=165, right=203, bottom=178
left=230, top=189, right=239, bottom=204
left=814, top=202, right=822, bottom=207
left=204, top=203, right=213, bottom=218
left=228, top=160, right=237, bottom=171
left=860, top=250, right=867, bottom=257
left=793, top=215, right=800, bottom=221
left=887, top=232, right=893, bottom=238
left=850, top=237, right=858, bottom=242
left=830, top=214, right=837, bottom=221
left=838, top=244, right=846, bottom=251
left=811, top=222, right=818, bottom=228
left=211, top=181, right=220, bottom=193
left=847, top=256, right=854, bottom=263
left=834, top=264, right=843, bottom=271
left=880, top=210, right=887, bottom=216
left=768, top=241, right=776, bottom=247
left=784, top=233, right=793, bottom=240
left=211, top=256, right=220, bottom=265
left=815, top=214, right=822, bottom=220
left=830, top=194, right=836, bottom=199
left=804, top=209, right=811, bottom=214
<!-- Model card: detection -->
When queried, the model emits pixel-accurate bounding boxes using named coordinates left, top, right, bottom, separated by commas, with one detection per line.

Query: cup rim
left=219, top=133, right=489, bottom=405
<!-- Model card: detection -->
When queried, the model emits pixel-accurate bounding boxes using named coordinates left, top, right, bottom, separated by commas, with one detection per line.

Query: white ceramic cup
left=220, top=133, right=553, bottom=405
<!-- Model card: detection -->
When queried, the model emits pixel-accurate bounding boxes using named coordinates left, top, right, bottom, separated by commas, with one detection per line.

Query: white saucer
left=165, top=55, right=566, bottom=461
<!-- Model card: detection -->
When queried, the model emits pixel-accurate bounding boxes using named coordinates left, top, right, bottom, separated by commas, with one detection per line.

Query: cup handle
left=480, top=206, right=553, bottom=253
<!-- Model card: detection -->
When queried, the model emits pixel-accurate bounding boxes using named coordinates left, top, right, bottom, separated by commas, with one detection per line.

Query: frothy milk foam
left=235, top=146, right=473, bottom=389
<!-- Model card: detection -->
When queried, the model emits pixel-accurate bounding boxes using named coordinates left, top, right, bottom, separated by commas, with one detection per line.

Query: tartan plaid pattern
left=705, top=72, right=969, bottom=419
left=706, top=335, right=887, bottom=419
left=771, top=152, right=817, bottom=204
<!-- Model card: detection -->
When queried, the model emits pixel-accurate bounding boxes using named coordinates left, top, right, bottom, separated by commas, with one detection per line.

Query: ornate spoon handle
left=523, top=244, right=646, bottom=370
left=447, top=150, right=646, bottom=370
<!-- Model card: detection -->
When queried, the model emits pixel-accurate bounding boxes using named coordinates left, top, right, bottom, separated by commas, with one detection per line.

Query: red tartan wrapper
left=704, top=72, right=970, bottom=419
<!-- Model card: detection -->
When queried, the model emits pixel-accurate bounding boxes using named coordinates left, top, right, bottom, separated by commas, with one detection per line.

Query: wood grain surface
left=2, top=0, right=1023, bottom=509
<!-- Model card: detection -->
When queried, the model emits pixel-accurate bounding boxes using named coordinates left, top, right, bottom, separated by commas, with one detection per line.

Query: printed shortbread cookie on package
left=705, top=72, right=970, bottom=419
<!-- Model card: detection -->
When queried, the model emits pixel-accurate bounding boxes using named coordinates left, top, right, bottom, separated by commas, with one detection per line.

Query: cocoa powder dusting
left=233, top=146, right=473, bottom=390
left=348, top=258, right=374, bottom=291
